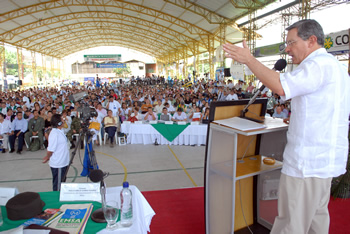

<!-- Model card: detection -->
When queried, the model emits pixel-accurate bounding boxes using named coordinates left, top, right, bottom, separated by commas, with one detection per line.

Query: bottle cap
left=123, top=181, right=129, bottom=188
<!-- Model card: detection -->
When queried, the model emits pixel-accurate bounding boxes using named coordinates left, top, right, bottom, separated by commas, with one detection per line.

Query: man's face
left=34, top=111, right=39, bottom=118
left=276, top=106, right=282, bottom=114
left=162, top=109, right=168, bottom=114
left=285, top=28, right=312, bottom=64
left=17, top=113, right=23, bottom=120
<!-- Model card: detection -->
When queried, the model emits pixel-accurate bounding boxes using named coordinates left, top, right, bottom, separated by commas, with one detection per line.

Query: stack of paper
left=214, top=117, right=266, bottom=131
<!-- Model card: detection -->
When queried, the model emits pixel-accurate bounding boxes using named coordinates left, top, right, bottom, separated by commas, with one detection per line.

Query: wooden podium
left=204, top=99, right=288, bottom=233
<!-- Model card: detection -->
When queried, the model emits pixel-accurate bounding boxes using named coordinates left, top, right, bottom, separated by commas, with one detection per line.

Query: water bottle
left=120, top=181, right=133, bottom=227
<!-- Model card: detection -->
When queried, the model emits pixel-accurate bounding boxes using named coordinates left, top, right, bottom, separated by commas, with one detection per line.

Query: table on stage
left=0, top=186, right=155, bottom=234
left=0, top=191, right=106, bottom=233
left=120, top=123, right=207, bottom=145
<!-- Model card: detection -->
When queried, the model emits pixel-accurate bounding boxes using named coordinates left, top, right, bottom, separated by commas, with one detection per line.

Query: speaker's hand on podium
left=283, top=117, right=290, bottom=124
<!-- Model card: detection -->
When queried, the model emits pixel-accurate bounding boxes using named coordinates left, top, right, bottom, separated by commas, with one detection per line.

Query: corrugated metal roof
left=0, top=0, right=276, bottom=60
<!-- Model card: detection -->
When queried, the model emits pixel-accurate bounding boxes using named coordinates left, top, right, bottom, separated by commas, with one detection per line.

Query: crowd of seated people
left=0, top=76, right=290, bottom=153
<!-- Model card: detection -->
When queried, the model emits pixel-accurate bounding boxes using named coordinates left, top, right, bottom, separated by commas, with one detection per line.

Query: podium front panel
left=206, top=127, right=236, bottom=233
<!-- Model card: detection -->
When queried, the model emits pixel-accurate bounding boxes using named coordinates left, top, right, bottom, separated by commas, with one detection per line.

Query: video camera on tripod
left=68, top=91, right=97, bottom=125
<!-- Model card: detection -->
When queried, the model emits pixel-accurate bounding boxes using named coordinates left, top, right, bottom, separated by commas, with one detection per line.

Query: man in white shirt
left=165, top=102, right=175, bottom=115
left=159, top=107, right=172, bottom=121
left=107, top=95, right=121, bottom=117
left=225, top=89, right=238, bottom=101
left=0, top=113, right=11, bottom=153
left=153, top=98, right=164, bottom=114
left=227, top=80, right=234, bottom=89
left=223, top=19, right=350, bottom=234
left=171, top=108, right=187, bottom=122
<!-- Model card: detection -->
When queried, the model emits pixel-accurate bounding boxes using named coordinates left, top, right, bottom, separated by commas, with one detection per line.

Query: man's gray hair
left=286, top=19, right=324, bottom=46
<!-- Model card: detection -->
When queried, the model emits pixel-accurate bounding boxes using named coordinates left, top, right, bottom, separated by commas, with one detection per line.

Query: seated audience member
left=89, top=113, right=101, bottom=145
left=202, top=108, right=210, bottom=124
left=226, top=89, right=238, bottom=101
left=237, top=88, right=246, bottom=99
left=66, top=115, right=82, bottom=149
left=141, top=97, right=153, bottom=114
left=44, top=111, right=53, bottom=148
left=126, top=107, right=140, bottom=122
left=9, top=112, right=28, bottom=154
left=202, top=101, right=209, bottom=114
left=0, top=113, right=11, bottom=153
left=51, top=107, right=57, bottom=115
left=246, top=82, right=255, bottom=93
left=171, top=108, right=188, bottom=122
left=24, top=109, right=34, bottom=120
left=61, top=110, right=72, bottom=135
left=25, top=110, right=45, bottom=151
left=104, top=110, right=119, bottom=147
left=164, top=102, right=175, bottom=115
left=153, top=99, right=164, bottom=114
left=8, top=100, right=18, bottom=112
left=281, top=103, right=289, bottom=117
left=0, top=102, right=7, bottom=115
left=189, top=106, right=202, bottom=121
left=159, top=107, right=172, bottom=121
left=272, top=105, right=287, bottom=119
left=119, top=102, right=130, bottom=123
left=144, top=107, right=157, bottom=121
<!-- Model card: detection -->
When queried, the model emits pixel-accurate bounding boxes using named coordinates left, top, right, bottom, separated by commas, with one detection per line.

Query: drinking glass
left=103, top=201, right=119, bottom=230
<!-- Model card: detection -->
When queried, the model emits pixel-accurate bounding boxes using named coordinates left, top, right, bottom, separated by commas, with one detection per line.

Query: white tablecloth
left=120, top=123, right=208, bottom=145
left=97, top=186, right=155, bottom=234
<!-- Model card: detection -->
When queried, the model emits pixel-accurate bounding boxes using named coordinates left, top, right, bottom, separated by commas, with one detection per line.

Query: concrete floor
left=0, top=143, right=205, bottom=193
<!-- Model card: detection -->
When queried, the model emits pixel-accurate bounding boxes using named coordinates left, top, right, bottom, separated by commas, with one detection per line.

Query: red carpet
left=142, top=187, right=350, bottom=234
left=143, top=187, right=205, bottom=234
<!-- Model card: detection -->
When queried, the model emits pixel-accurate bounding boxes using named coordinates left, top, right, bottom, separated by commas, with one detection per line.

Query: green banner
left=254, top=43, right=285, bottom=57
left=84, top=54, right=121, bottom=62
left=84, top=54, right=121, bottom=58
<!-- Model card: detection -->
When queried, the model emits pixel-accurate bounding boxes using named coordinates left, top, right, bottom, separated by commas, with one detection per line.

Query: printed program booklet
left=49, top=203, right=93, bottom=234
left=21, top=208, right=61, bottom=227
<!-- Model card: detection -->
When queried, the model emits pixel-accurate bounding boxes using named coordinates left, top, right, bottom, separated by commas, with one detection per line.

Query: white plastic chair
left=25, top=135, right=40, bottom=149
left=0, top=138, right=10, bottom=151
left=103, top=129, right=118, bottom=145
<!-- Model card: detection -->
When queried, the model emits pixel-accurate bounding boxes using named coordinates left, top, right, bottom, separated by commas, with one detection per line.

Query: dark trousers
left=105, top=127, right=117, bottom=143
left=9, top=130, right=24, bottom=151
left=50, top=166, right=68, bottom=191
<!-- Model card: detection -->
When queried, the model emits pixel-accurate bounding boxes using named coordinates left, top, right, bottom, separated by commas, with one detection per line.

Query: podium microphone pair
left=240, top=59, right=287, bottom=123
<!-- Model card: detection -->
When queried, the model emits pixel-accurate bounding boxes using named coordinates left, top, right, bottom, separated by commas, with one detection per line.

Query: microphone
left=257, top=59, right=287, bottom=92
left=240, top=59, right=287, bottom=123
left=89, top=169, right=109, bottom=183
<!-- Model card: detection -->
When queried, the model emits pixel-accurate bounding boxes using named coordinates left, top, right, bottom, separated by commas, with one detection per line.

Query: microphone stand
left=62, top=128, right=86, bottom=183
left=62, top=118, right=99, bottom=185
left=91, top=180, right=108, bottom=223
left=240, top=87, right=264, bottom=123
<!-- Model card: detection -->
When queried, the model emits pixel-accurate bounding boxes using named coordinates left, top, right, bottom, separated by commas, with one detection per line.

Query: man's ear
left=308, top=35, right=319, bottom=48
